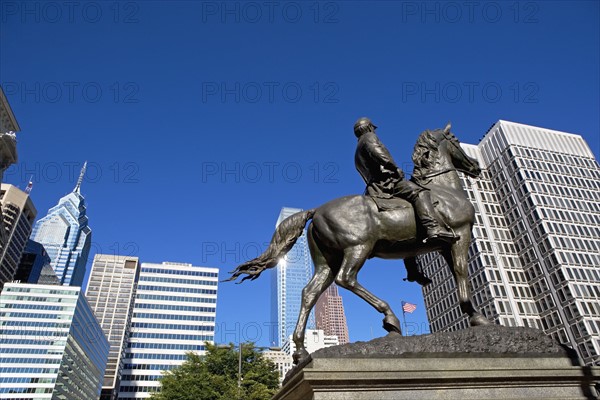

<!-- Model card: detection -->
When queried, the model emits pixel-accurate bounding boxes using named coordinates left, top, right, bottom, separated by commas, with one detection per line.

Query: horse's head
left=412, top=123, right=481, bottom=180
left=441, top=123, right=481, bottom=178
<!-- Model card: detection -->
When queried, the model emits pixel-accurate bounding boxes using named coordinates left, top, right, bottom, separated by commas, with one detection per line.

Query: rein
left=414, top=132, right=478, bottom=182
left=415, top=168, right=454, bottom=180
left=441, top=131, right=479, bottom=172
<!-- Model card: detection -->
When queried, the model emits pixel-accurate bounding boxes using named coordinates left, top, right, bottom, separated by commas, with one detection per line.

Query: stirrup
left=423, top=231, right=459, bottom=244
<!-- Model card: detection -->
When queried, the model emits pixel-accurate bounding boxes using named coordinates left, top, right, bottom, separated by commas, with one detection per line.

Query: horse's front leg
left=442, top=229, right=491, bottom=326
left=336, top=245, right=402, bottom=334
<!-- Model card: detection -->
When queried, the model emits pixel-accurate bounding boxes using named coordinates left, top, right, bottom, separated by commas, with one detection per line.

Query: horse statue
left=227, top=124, right=491, bottom=365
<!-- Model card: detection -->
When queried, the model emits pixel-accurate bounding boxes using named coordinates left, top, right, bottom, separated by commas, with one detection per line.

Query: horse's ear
left=444, top=122, right=452, bottom=133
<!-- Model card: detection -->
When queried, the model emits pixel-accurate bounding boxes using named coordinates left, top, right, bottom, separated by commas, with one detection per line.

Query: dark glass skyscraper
left=30, top=163, right=91, bottom=286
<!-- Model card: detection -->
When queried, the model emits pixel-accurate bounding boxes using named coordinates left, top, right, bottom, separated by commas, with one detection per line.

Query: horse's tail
left=225, top=209, right=316, bottom=283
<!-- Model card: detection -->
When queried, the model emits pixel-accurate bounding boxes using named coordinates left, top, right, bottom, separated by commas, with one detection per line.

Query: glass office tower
left=0, top=283, right=109, bottom=399
left=30, top=163, right=91, bottom=287
left=271, top=207, right=315, bottom=347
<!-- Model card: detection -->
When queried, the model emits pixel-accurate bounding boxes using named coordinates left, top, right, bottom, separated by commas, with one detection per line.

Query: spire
left=74, top=161, right=87, bottom=193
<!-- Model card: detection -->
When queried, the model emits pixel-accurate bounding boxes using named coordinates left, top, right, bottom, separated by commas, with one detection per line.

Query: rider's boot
left=414, top=191, right=459, bottom=244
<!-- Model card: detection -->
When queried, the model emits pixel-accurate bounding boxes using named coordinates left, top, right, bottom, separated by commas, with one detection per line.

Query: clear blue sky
left=1, top=1, right=598, bottom=346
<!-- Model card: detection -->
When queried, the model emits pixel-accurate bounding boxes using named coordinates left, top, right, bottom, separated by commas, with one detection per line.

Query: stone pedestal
left=274, top=326, right=600, bottom=400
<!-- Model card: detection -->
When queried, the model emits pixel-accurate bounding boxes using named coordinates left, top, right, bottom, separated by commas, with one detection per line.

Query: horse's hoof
left=470, top=313, right=492, bottom=326
left=292, top=349, right=310, bottom=365
left=383, top=315, right=402, bottom=334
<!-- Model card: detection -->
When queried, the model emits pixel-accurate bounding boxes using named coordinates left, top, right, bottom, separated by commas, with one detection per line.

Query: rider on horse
left=354, top=117, right=458, bottom=244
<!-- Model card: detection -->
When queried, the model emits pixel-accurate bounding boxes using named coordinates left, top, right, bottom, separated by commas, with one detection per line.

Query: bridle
left=415, top=131, right=480, bottom=180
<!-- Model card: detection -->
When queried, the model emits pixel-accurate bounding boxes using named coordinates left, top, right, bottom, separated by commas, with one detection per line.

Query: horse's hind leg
left=441, top=228, right=491, bottom=326
left=292, top=226, right=335, bottom=365
left=336, top=245, right=402, bottom=334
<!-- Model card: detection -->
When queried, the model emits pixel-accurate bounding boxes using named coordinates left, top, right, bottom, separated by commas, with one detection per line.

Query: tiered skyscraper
left=315, top=283, right=350, bottom=344
left=418, top=120, right=600, bottom=366
left=118, top=261, right=219, bottom=398
left=86, top=254, right=141, bottom=400
left=271, top=207, right=315, bottom=347
left=30, top=163, right=91, bottom=286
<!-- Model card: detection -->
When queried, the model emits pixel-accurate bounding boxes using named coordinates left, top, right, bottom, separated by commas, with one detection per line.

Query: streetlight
left=216, top=344, right=243, bottom=392
left=237, top=342, right=242, bottom=388
left=217, top=342, right=272, bottom=394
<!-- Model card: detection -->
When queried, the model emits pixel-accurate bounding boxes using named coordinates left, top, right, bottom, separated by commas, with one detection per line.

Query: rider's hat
left=354, top=117, right=377, bottom=137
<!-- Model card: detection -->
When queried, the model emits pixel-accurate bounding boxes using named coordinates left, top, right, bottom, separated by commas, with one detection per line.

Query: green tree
left=150, top=342, right=280, bottom=400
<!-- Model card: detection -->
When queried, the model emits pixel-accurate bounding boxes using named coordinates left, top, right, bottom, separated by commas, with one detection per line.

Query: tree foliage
left=149, top=342, right=280, bottom=400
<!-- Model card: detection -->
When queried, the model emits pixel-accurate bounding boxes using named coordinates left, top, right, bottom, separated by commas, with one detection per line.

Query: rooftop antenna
left=74, top=161, right=87, bottom=193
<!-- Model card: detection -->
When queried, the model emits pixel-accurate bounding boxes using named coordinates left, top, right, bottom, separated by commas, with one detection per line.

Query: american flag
left=402, top=301, right=417, bottom=314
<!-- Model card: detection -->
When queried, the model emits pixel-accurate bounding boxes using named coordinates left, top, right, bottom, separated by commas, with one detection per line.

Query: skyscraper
left=30, top=163, right=91, bottom=287
left=0, top=184, right=37, bottom=289
left=0, top=282, right=109, bottom=399
left=419, top=120, right=600, bottom=366
left=86, top=254, right=140, bottom=400
left=271, top=207, right=315, bottom=347
left=315, top=283, right=350, bottom=344
left=118, top=261, right=219, bottom=398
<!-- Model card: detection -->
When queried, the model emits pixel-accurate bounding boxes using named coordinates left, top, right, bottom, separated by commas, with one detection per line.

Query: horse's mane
left=412, top=129, right=441, bottom=169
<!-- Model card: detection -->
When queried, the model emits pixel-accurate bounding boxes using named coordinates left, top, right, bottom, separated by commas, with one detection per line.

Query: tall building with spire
left=30, top=162, right=92, bottom=286
left=418, top=120, right=600, bottom=366
left=271, top=207, right=316, bottom=347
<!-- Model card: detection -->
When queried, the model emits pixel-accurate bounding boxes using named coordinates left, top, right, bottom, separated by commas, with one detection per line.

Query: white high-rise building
left=262, top=348, right=293, bottom=386
left=118, top=262, right=219, bottom=398
left=0, top=282, right=109, bottom=399
left=85, top=254, right=140, bottom=400
left=275, top=329, right=339, bottom=386
left=419, top=120, right=600, bottom=366
left=271, top=207, right=315, bottom=347
left=281, top=329, right=339, bottom=357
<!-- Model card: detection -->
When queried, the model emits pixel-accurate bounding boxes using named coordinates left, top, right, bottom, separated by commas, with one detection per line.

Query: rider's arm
left=366, top=135, right=402, bottom=179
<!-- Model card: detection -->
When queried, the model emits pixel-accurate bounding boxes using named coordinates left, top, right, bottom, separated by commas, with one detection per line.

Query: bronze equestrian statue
left=354, top=117, right=457, bottom=244
left=227, top=121, right=491, bottom=365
